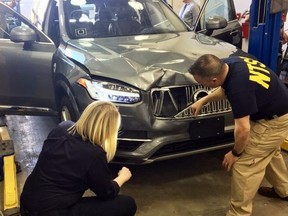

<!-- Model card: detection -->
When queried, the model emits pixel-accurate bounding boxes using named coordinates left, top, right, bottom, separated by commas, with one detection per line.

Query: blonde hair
left=68, top=101, right=120, bottom=162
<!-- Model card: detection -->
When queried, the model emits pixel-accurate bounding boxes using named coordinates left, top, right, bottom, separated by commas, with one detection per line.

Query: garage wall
left=233, top=0, right=251, bottom=14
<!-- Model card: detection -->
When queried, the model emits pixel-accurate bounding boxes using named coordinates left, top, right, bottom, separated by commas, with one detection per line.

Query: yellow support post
left=0, top=124, right=19, bottom=216
left=3, top=155, right=19, bottom=215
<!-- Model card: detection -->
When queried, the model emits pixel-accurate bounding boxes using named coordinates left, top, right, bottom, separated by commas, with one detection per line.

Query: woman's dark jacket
left=20, top=121, right=119, bottom=212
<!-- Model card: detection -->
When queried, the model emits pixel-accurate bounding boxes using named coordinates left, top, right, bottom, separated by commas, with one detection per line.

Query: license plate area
left=189, top=116, right=225, bottom=139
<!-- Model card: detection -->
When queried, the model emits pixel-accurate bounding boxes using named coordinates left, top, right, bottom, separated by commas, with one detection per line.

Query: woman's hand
left=118, top=166, right=132, bottom=182
left=114, top=166, right=132, bottom=187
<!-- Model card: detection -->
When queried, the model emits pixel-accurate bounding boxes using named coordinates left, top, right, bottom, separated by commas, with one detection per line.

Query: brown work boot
left=258, top=187, right=288, bottom=201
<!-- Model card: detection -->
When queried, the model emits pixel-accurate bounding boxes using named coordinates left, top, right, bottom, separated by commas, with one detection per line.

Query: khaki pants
left=226, top=113, right=288, bottom=216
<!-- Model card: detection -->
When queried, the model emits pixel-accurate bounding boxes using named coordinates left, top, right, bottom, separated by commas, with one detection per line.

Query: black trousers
left=20, top=207, right=68, bottom=216
left=21, top=195, right=137, bottom=216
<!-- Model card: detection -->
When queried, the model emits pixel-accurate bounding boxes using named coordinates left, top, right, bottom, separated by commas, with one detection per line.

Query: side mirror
left=10, top=26, right=36, bottom=43
left=205, top=16, right=228, bottom=36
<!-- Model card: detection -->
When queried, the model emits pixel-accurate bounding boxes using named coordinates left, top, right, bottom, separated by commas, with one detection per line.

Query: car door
left=0, top=3, right=57, bottom=116
left=196, top=0, right=242, bottom=49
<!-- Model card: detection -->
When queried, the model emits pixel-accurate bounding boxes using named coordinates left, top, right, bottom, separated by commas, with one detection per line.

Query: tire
left=59, top=96, right=77, bottom=122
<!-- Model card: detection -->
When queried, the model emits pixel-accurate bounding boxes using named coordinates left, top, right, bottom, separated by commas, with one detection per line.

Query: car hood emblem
left=193, top=89, right=209, bottom=103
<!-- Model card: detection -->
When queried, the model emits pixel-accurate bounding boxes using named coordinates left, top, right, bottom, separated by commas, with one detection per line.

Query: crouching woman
left=20, top=101, right=137, bottom=216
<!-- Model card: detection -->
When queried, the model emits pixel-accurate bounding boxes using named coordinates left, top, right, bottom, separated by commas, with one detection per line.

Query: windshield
left=63, top=0, right=188, bottom=39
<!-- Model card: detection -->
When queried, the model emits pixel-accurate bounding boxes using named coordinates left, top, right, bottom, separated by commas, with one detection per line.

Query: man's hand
left=191, top=87, right=226, bottom=116
left=191, top=99, right=205, bottom=116
left=222, top=116, right=249, bottom=171
left=222, top=151, right=239, bottom=171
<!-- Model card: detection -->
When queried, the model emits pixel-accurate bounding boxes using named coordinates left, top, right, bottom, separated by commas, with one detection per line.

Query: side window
left=0, top=6, right=22, bottom=39
left=199, top=0, right=233, bottom=29
left=0, top=3, right=51, bottom=42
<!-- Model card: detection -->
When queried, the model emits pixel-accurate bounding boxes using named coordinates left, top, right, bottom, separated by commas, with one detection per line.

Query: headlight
left=77, top=78, right=141, bottom=104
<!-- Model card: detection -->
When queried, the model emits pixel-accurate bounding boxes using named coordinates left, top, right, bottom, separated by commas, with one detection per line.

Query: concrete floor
left=1, top=115, right=288, bottom=216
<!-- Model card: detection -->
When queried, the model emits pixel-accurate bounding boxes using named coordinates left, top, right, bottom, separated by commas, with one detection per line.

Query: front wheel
left=59, top=96, right=77, bottom=122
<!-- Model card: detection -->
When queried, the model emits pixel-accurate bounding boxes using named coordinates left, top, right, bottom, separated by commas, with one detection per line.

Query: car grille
left=151, top=85, right=232, bottom=119
left=151, top=133, right=234, bottom=159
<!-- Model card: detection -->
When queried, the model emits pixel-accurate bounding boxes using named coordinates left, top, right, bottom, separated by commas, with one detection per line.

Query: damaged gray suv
left=0, top=0, right=247, bottom=164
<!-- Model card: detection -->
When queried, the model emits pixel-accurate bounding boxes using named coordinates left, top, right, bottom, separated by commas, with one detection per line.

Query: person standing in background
left=178, top=0, right=200, bottom=30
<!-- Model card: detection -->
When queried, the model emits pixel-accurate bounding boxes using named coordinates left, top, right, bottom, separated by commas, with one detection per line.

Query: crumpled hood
left=65, top=32, right=238, bottom=90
